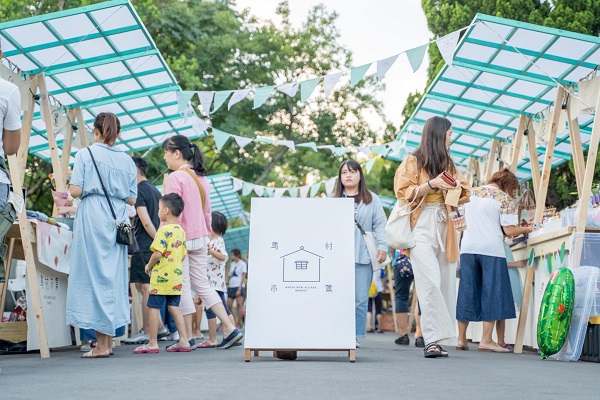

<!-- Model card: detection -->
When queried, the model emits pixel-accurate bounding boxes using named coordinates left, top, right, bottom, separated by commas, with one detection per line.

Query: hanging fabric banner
left=278, top=140, right=295, bottom=151
left=299, top=186, right=310, bottom=198
left=228, top=89, right=252, bottom=110
left=301, top=77, right=322, bottom=102
left=436, top=30, right=461, bottom=66
left=376, top=54, right=399, bottom=80
left=212, top=91, right=232, bottom=113
left=274, top=188, right=287, bottom=198
left=255, top=137, right=274, bottom=144
left=232, top=177, right=244, bottom=192
left=309, top=182, right=322, bottom=198
left=191, top=117, right=210, bottom=135
left=350, top=63, right=371, bottom=86
left=253, top=186, right=265, bottom=197
left=253, top=85, right=275, bottom=109
left=277, top=82, right=300, bottom=97
left=242, top=182, right=254, bottom=196
left=264, top=188, right=275, bottom=197
left=232, top=134, right=254, bottom=148
left=323, top=71, right=343, bottom=99
left=212, top=128, right=231, bottom=151
left=365, top=157, right=377, bottom=174
left=287, top=187, right=299, bottom=198
left=178, top=91, right=195, bottom=114
left=197, top=91, right=214, bottom=116
left=356, top=146, right=372, bottom=157
left=317, top=145, right=336, bottom=154
left=334, top=146, right=350, bottom=156
left=370, top=144, right=389, bottom=156
left=406, top=44, right=429, bottom=72
left=297, top=142, right=318, bottom=152
left=325, top=177, right=337, bottom=196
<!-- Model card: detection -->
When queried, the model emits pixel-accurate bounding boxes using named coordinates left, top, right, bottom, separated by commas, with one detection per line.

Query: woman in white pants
left=394, top=116, right=470, bottom=358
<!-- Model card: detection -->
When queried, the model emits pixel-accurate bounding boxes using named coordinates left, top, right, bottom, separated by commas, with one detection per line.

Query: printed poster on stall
left=244, top=198, right=355, bottom=350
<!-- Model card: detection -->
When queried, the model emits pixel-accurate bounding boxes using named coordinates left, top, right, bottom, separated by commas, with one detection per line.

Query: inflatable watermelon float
left=537, top=268, right=575, bottom=359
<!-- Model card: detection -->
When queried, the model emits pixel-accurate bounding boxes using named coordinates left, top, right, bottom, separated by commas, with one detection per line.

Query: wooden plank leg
left=349, top=349, right=356, bottom=363
left=130, top=282, right=143, bottom=335
left=0, top=238, right=16, bottom=315
left=254, top=350, right=259, bottom=357
left=245, top=349, right=251, bottom=362
left=514, top=265, right=535, bottom=354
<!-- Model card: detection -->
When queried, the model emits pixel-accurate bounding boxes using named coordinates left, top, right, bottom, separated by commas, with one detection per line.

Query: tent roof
left=398, top=14, right=600, bottom=179
left=0, top=0, right=205, bottom=162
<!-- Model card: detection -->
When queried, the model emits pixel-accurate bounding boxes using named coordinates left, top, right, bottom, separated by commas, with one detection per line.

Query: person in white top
left=227, top=249, right=247, bottom=328
left=0, top=39, right=22, bottom=207
left=456, top=168, right=532, bottom=353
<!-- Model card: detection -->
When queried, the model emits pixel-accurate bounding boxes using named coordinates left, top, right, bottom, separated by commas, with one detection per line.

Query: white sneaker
left=157, top=325, right=169, bottom=339
left=80, top=342, right=96, bottom=352
left=355, top=339, right=361, bottom=348
left=164, top=331, right=179, bottom=341
left=122, top=332, right=150, bottom=344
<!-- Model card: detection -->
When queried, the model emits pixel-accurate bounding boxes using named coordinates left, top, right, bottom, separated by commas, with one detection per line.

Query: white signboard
left=26, top=262, right=71, bottom=350
left=245, top=198, right=355, bottom=350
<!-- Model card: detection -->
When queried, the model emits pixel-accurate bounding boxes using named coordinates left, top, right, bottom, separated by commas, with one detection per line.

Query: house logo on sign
left=280, top=246, right=323, bottom=282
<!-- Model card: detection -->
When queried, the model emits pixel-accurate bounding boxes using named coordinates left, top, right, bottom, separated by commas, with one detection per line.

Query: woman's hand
left=376, top=250, right=387, bottom=263
left=429, top=172, right=458, bottom=191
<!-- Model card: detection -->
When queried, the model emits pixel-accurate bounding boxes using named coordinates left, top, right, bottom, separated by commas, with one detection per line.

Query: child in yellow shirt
left=133, top=193, right=190, bottom=354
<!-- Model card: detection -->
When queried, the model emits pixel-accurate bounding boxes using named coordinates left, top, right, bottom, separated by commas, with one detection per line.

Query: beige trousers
left=410, top=204, right=457, bottom=346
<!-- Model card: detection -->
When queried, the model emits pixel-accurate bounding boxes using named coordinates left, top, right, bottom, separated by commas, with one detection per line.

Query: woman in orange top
left=394, top=116, right=470, bottom=358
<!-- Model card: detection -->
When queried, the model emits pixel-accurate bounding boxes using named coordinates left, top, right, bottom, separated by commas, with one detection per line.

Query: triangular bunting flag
left=309, top=182, right=321, bottom=198
left=406, top=44, right=428, bottom=72
left=334, top=146, right=349, bottom=157
left=232, top=135, right=254, bottom=148
left=436, top=30, right=461, bottom=65
left=212, top=91, right=232, bottom=113
left=264, top=188, right=275, bottom=197
left=288, top=187, right=299, bottom=198
left=300, top=77, right=321, bottom=102
left=274, top=188, right=286, bottom=198
left=277, top=82, right=300, bottom=97
left=325, top=177, right=337, bottom=196
left=278, top=140, right=295, bottom=151
left=228, top=89, right=251, bottom=110
left=323, top=71, right=343, bottom=99
left=365, top=157, right=377, bottom=174
left=197, top=91, right=214, bottom=116
left=191, top=117, right=210, bottom=135
left=376, top=54, right=399, bottom=80
left=242, top=182, right=254, bottom=196
left=232, top=178, right=244, bottom=192
left=356, top=146, right=372, bottom=157
left=299, top=186, right=310, bottom=198
left=297, top=142, right=318, bottom=152
left=370, top=144, right=388, bottom=156
left=255, top=137, right=274, bottom=144
left=178, top=91, right=195, bottom=114
left=212, top=129, right=231, bottom=151
left=350, top=63, right=371, bottom=86
left=317, top=145, right=336, bottom=154
left=253, top=86, right=275, bottom=109
left=253, top=186, right=265, bottom=197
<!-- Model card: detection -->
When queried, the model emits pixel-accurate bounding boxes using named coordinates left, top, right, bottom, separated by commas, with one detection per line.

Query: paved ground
left=1, top=332, right=598, bottom=399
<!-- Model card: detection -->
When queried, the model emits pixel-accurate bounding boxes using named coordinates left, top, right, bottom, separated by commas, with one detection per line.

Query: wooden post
left=526, top=118, right=542, bottom=198
left=567, top=106, right=586, bottom=197
left=485, top=140, right=500, bottom=181
left=467, top=158, right=479, bottom=187
left=38, top=73, right=65, bottom=192
left=0, top=238, right=16, bottom=316
left=60, top=108, right=77, bottom=181
left=509, top=115, right=527, bottom=174
left=6, top=79, right=51, bottom=358
left=514, top=86, right=567, bottom=354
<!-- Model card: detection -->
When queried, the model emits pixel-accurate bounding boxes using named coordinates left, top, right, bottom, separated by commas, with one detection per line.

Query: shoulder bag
left=385, top=189, right=425, bottom=250
left=87, top=148, right=133, bottom=246
left=355, top=219, right=391, bottom=272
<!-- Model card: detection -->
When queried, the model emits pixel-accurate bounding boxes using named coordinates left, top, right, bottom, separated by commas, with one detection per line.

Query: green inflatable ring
left=537, top=268, right=575, bottom=359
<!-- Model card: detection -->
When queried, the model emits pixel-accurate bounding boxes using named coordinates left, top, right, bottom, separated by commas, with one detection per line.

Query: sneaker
left=394, top=334, right=410, bottom=346
left=188, top=339, right=197, bottom=350
left=216, top=329, right=244, bottom=349
left=157, top=325, right=170, bottom=339
left=355, top=339, right=361, bottom=348
left=122, top=332, right=150, bottom=344
left=80, top=342, right=96, bottom=352
left=164, top=331, right=179, bottom=341
left=415, top=336, right=425, bottom=348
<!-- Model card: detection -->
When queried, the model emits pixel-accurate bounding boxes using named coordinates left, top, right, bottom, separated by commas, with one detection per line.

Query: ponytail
left=94, top=112, right=120, bottom=146
left=162, top=135, right=206, bottom=175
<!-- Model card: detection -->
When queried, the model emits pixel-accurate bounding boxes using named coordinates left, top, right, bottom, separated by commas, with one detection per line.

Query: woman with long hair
left=456, top=168, right=532, bottom=352
left=394, top=116, right=471, bottom=358
left=334, top=159, right=387, bottom=347
left=67, top=112, right=137, bottom=358
left=162, top=135, right=243, bottom=349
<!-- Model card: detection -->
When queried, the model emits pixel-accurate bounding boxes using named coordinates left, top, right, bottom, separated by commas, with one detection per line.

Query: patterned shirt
left=149, top=224, right=187, bottom=295
left=207, top=236, right=228, bottom=292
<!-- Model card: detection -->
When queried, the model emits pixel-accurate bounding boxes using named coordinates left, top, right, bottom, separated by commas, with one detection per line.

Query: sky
left=233, top=0, right=431, bottom=130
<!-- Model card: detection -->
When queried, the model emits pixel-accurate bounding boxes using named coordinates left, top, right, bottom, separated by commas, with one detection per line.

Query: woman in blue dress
left=66, top=112, right=137, bottom=358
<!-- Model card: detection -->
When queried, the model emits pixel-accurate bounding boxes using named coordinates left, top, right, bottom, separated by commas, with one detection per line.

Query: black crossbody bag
left=87, top=147, right=133, bottom=246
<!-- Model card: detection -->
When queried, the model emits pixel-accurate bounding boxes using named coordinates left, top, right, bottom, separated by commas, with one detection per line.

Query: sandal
left=455, top=344, right=469, bottom=351
left=166, top=343, right=192, bottom=352
left=197, top=340, right=216, bottom=348
left=81, top=349, right=110, bottom=359
left=424, top=343, right=449, bottom=358
left=132, top=344, right=159, bottom=354
left=478, top=343, right=510, bottom=353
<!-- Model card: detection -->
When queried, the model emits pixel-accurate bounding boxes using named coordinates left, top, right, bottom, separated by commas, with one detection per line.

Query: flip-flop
left=132, top=344, right=159, bottom=354
left=197, top=340, right=216, bottom=348
left=478, top=343, right=510, bottom=353
left=455, top=344, right=469, bottom=351
left=166, top=343, right=192, bottom=352
left=81, top=349, right=110, bottom=359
